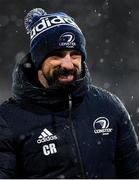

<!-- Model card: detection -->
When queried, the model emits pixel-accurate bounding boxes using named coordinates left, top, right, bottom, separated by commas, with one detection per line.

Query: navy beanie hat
left=24, top=8, right=87, bottom=70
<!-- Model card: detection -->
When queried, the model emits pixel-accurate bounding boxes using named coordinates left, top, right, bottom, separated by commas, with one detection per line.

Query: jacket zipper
left=68, top=94, right=86, bottom=178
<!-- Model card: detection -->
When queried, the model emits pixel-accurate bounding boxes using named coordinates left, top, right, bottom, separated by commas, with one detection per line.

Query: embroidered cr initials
left=42, top=143, right=57, bottom=156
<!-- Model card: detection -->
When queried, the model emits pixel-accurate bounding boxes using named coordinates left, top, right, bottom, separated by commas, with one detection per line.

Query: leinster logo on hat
left=59, top=32, right=76, bottom=48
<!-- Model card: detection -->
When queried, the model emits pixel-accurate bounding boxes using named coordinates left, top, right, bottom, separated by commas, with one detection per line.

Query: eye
left=71, top=50, right=81, bottom=59
left=47, top=51, right=64, bottom=60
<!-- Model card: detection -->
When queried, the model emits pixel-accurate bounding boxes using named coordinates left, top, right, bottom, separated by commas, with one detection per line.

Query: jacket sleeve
left=115, top=98, right=139, bottom=178
left=0, top=115, right=16, bottom=178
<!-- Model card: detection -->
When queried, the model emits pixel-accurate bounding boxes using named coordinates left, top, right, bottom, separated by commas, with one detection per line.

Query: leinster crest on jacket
left=93, top=117, right=113, bottom=135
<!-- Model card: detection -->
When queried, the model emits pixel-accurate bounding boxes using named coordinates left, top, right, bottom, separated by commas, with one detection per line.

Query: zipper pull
left=68, top=94, right=72, bottom=120
left=68, top=94, right=72, bottom=111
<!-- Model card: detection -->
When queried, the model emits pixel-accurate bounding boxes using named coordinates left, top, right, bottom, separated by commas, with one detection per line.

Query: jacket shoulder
left=89, top=85, right=129, bottom=116
left=91, top=85, right=124, bottom=104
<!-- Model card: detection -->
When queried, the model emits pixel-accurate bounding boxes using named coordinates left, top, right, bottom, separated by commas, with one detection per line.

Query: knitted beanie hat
left=24, top=8, right=87, bottom=69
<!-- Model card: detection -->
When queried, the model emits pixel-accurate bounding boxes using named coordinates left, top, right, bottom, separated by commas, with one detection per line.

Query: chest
left=7, top=100, right=118, bottom=178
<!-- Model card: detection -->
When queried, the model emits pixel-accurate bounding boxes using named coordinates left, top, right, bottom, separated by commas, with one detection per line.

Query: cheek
left=41, top=62, right=53, bottom=75
left=74, top=60, right=82, bottom=70
left=42, top=65, right=59, bottom=78
left=76, top=61, right=82, bottom=75
left=79, top=62, right=82, bottom=70
left=41, top=66, right=50, bottom=76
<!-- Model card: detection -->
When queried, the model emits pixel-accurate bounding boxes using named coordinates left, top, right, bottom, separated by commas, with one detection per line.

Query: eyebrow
left=70, top=50, right=81, bottom=55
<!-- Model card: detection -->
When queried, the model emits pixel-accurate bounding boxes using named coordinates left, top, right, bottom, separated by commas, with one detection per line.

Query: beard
left=44, top=66, right=82, bottom=87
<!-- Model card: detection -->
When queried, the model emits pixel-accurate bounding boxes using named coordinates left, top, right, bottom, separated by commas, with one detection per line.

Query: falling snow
left=100, top=58, right=104, bottom=63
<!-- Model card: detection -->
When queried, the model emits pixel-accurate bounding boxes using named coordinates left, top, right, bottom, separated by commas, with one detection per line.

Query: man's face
left=38, top=49, right=82, bottom=87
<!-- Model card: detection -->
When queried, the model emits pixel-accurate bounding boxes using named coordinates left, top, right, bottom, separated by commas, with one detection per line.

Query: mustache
left=43, top=66, right=81, bottom=86
left=53, top=67, right=77, bottom=77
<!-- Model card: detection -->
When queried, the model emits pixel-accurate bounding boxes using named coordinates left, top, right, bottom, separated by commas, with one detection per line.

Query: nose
left=61, top=54, right=74, bottom=70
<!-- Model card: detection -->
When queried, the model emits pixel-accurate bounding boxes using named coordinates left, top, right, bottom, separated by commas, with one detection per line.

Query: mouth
left=58, top=75, right=74, bottom=84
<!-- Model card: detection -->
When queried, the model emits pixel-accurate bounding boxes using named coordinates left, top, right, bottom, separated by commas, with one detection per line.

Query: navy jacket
left=0, top=54, right=139, bottom=178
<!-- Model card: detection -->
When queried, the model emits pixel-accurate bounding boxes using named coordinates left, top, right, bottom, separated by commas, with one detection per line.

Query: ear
left=38, top=70, right=49, bottom=88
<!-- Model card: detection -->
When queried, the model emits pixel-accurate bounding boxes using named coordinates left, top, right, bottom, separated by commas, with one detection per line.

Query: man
left=0, top=8, right=139, bottom=179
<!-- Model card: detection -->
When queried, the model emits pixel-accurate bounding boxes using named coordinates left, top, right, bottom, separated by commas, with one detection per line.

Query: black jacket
left=0, top=54, right=139, bottom=178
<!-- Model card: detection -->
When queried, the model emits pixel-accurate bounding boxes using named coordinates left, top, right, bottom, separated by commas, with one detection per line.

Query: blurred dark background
left=0, top=0, right=139, bottom=134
